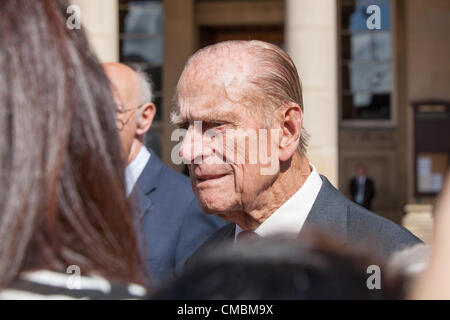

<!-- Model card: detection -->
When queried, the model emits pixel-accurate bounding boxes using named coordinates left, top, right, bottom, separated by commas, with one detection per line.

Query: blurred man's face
left=112, top=90, right=139, bottom=161
left=177, top=73, right=279, bottom=220
left=103, top=63, right=141, bottom=163
left=357, top=165, right=366, bottom=177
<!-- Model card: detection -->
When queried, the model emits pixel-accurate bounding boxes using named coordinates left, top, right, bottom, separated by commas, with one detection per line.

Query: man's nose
left=179, top=126, right=204, bottom=164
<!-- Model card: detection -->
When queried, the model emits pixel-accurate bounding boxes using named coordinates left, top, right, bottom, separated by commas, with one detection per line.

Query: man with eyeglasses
left=102, top=63, right=226, bottom=288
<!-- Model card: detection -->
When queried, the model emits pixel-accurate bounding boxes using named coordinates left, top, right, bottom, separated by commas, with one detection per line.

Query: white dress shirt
left=125, top=146, right=151, bottom=196
left=235, top=163, right=323, bottom=240
left=355, top=176, right=366, bottom=204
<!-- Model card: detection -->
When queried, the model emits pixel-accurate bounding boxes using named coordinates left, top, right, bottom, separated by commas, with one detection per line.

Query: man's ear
left=278, top=103, right=302, bottom=162
left=136, top=102, right=156, bottom=136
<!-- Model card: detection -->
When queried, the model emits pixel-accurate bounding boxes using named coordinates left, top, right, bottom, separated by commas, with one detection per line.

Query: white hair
left=135, top=67, right=153, bottom=105
left=133, top=66, right=153, bottom=121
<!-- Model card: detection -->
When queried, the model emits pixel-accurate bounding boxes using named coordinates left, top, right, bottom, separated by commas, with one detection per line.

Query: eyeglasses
left=115, top=103, right=144, bottom=131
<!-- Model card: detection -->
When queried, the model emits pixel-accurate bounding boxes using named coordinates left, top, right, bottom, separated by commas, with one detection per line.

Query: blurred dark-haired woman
left=0, top=0, right=146, bottom=299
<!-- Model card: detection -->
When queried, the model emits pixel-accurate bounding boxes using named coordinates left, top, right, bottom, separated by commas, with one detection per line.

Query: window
left=340, top=0, right=392, bottom=121
left=119, top=0, right=163, bottom=154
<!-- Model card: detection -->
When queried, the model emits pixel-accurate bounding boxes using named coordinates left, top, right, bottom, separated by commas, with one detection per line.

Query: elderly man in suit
left=102, top=63, right=226, bottom=288
left=172, top=40, right=421, bottom=264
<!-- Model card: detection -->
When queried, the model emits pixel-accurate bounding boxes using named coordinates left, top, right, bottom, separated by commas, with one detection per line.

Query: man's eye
left=178, top=122, right=189, bottom=130
left=203, top=122, right=225, bottom=131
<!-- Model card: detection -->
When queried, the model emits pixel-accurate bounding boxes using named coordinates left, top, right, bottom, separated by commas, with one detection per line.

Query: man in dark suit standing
left=350, top=163, right=375, bottom=210
left=103, top=63, right=226, bottom=288
left=171, top=40, right=420, bottom=266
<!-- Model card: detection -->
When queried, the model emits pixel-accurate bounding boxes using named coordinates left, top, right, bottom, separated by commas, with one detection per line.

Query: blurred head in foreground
left=154, top=234, right=405, bottom=299
left=411, top=172, right=450, bottom=299
left=0, top=0, right=144, bottom=287
left=388, top=243, right=430, bottom=291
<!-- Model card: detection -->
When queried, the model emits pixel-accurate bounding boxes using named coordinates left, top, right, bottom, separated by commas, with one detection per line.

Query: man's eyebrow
left=170, top=110, right=240, bottom=125
left=197, top=109, right=241, bottom=123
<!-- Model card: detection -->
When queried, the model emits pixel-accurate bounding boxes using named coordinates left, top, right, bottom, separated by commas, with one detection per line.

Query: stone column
left=162, top=0, right=196, bottom=170
left=403, top=204, right=434, bottom=243
left=70, top=0, right=119, bottom=62
left=286, top=0, right=339, bottom=186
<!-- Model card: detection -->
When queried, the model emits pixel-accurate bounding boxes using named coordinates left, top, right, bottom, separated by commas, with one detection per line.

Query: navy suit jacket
left=187, top=175, right=421, bottom=268
left=131, top=150, right=227, bottom=288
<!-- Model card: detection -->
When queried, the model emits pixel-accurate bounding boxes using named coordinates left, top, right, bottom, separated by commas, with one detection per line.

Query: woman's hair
left=0, top=0, right=144, bottom=287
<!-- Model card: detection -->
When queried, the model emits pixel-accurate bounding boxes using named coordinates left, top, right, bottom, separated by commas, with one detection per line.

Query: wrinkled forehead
left=175, top=85, right=249, bottom=125
left=177, top=49, right=255, bottom=108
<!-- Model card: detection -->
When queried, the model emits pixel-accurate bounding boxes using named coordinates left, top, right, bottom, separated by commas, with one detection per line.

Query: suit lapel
left=132, top=149, right=164, bottom=219
left=217, top=223, right=236, bottom=242
left=130, top=185, right=153, bottom=220
left=300, top=175, right=349, bottom=242
left=185, top=223, right=236, bottom=269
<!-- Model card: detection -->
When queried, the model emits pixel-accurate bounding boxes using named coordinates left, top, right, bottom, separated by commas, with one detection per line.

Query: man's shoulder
left=345, top=199, right=422, bottom=255
left=313, top=175, right=421, bottom=257
left=316, top=175, right=406, bottom=233
left=346, top=200, right=414, bottom=236
left=367, top=177, right=375, bottom=185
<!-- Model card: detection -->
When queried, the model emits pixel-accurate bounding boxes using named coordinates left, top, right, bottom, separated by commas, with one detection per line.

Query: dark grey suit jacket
left=187, top=175, right=421, bottom=266
left=131, top=150, right=227, bottom=288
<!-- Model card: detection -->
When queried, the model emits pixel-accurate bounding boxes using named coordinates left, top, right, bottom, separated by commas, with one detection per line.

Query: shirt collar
left=125, top=146, right=151, bottom=196
left=235, top=163, right=323, bottom=240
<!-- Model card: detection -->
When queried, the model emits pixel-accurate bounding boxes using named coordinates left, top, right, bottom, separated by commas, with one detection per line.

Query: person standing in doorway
left=350, top=163, right=375, bottom=210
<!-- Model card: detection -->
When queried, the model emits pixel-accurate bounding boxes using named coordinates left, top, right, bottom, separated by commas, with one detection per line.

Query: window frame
left=118, top=0, right=164, bottom=124
left=338, top=0, right=398, bottom=128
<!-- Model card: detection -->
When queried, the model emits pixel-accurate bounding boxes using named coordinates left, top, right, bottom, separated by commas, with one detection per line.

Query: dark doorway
left=199, top=25, right=284, bottom=50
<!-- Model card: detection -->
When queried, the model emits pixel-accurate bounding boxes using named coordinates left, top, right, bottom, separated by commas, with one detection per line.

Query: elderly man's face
left=103, top=63, right=141, bottom=163
left=112, top=90, right=139, bottom=161
left=177, top=74, right=279, bottom=219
